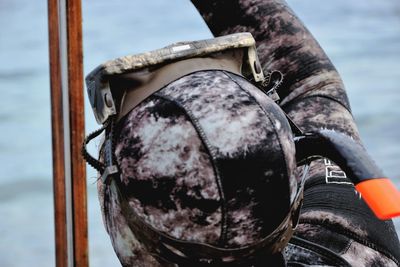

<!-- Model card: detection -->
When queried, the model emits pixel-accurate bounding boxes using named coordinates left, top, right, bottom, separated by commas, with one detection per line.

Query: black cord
left=81, top=119, right=110, bottom=173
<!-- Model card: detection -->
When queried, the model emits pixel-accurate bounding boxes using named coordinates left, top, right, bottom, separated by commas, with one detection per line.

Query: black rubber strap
left=294, top=129, right=384, bottom=184
left=81, top=119, right=110, bottom=173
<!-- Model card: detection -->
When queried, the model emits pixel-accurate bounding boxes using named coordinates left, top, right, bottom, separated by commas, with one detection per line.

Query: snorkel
left=294, top=129, right=400, bottom=220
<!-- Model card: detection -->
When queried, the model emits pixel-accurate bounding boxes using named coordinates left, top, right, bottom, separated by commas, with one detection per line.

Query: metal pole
left=48, top=0, right=88, bottom=266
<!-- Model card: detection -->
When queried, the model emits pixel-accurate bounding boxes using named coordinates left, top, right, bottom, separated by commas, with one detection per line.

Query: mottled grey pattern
left=342, top=241, right=398, bottom=267
left=158, top=70, right=296, bottom=246
left=100, top=70, right=299, bottom=266
left=115, top=96, right=222, bottom=244
left=299, top=209, right=367, bottom=239
left=293, top=223, right=398, bottom=267
left=102, top=181, right=174, bottom=267
left=285, top=96, right=360, bottom=141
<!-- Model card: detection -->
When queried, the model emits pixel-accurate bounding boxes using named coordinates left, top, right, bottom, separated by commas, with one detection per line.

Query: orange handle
left=355, top=178, right=400, bottom=220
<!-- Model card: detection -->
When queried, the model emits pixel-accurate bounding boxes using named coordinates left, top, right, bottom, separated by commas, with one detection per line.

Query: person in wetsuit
left=91, top=0, right=400, bottom=266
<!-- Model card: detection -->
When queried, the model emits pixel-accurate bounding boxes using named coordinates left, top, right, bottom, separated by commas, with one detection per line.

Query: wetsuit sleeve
left=191, top=0, right=400, bottom=265
left=190, top=0, right=352, bottom=115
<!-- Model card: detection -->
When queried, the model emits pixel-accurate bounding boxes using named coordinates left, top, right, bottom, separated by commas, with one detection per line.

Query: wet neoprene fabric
left=95, top=1, right=400, bottom=266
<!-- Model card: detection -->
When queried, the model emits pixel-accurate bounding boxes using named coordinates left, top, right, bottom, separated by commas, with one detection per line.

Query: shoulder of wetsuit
left=285, top=236, right=351, bottom=266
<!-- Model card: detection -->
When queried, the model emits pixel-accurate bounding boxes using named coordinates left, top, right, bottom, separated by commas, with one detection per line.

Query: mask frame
left=86, top=32, right=268, bottom=125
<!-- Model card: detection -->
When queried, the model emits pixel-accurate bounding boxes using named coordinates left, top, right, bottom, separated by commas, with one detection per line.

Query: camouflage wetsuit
left=97, top=0, right=400, bottom=266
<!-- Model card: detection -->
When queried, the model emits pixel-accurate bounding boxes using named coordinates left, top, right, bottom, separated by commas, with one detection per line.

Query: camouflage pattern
left=87, top=33, right=255, bottom=79
left=292, top=221, right=398, bottom=267
left=99, top=70, right=299, bottom=266
left=94, top=0, right=400, bottom=266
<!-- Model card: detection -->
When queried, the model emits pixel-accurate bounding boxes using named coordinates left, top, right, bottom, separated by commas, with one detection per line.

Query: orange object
left=356, top=178, right=400, bottom=220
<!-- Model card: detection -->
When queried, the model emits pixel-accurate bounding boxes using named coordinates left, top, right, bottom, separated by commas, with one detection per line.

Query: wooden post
left=48, top=0, right=88, bottom=266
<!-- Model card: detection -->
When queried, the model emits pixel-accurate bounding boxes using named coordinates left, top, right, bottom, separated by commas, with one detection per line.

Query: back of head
left=100, top=70, right=300, bottom=265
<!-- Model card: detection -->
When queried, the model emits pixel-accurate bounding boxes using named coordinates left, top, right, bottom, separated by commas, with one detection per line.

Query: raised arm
left=191, top=0, right=360, bottom=138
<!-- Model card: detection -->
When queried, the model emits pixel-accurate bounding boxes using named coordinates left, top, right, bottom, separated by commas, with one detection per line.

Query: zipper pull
left=261, top=70, right=283, bottom=102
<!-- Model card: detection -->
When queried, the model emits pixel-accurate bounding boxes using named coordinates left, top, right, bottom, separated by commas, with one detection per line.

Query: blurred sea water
left=0, top=0, right=399, bottom=266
